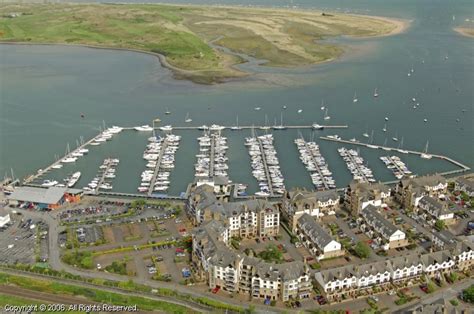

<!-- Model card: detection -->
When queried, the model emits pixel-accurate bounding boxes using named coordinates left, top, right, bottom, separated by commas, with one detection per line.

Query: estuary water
left=0, top=0, right=473, bottom=195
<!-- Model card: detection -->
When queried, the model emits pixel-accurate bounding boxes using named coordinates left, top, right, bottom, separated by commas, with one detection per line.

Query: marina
left=15, top=125, right=471, bottom=199
left=337, top=147, right=376, bottom=183
left=83, top=158, right=119, bottom=194
left=195, top=131, right=229, bottom=179
left=246, top=133, right=285, bottom=197
left=294, top=137, right=336, bottom=190
left=139, top=133, right=181, bottom=195
left=380, top=155, right=413, bottom=179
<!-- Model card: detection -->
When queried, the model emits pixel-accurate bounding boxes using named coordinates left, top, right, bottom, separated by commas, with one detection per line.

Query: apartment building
left=191, top=220, right=312, bottom=301
left=187, top=184, right=279, bottom=238
left=421, top=250, right=456, bottom=277
left=282, top=188, right=340, bottom=230
left=295, top=213, right=344, bottom=260
left=344, top=181, right=391, bottom=214
left=395, top=175, right=447, bottom=208
left=417, top=196, right=454, bottom=222
left=359, top=205, right=407, bottom=249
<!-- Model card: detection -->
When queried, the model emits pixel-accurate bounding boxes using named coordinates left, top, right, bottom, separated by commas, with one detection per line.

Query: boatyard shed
left=7, top=186, right=82, bottom=209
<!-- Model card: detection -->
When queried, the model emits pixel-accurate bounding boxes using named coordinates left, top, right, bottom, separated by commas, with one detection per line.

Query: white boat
left=382, top=123, right=387, bottom=132
left=353, top=92, right=358, bottom=103
left=392, top=131, right=399, bottom=142
left=67, top=172, right=81, bottom=188
left=198, top=125, right=208, bottom=130
left=323, top=108, right=330, bottom=120
left=385, top=117, right=389, bottom=121
left=273, top=113, right=287, bottom=130
left=185, top=112, right=192, bottom=123
left=297, top=109, right=303, bottom=113
left=312, top=123, right=324, bottom=130
left=373, top=88, right=379, bottom=98
left=61, top=157, right=77, bottom=163
left=210, top=124, right=225, bottom=131
left=134, top=125, right=153, bottom=132
left=420, top=141, right=432, bottom=159
left=160, top=125, right=173, bottom=131
left=51, top=164, right=63, bottom=169
left=230, top=117, right=242, bottom=130
left=41, top=180, right=58, bottom=187
left=424, top=118, right=428, bottom=123
left=254, top=107, right=261, bottom=111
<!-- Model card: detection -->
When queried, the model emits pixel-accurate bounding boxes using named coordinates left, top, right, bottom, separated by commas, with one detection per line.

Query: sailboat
left=185, top=112, right=192, bottom=123
left=260, top=114, right=270, bottom=130
left=324, top=107, right=331, bottom=120
left=165, top=107, right=171, bottom=115
left=392, top=131, right=399, bottom=142
left=273, top=112, right=287, bottom=130
left=367, top=130, right=378, bottom=149
left=382, top=138, right=391, bottom=151
left=398, top=137, right=409, bottom=154
left=362, top=125, right=369, bottom=138
left=353, top=92, right=358, bottom=103
left=231, top=115, right=242, bottom=130
left=373, top=88, right=379, bottom=98
left=420, top=141, right=432, bottom=159
left=61, top=143, right=77, bottom=163
left=382, top=123, right=387, bottom=132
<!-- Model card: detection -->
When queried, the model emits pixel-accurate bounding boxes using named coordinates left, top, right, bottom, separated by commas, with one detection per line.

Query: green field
left=0, top=3, right=401, bottom=83
left=0, top=273, right=199, bottom=314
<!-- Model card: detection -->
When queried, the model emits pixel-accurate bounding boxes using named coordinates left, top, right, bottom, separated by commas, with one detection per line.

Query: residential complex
left=281, top=188, right=340, bottom=230
left=417, top=195, right=454, bottom=223
left=315, top=242, right=473, bottom=302
left=395, top=175, right=448, bottom=208
left=344, top=181, right=391, bottom=214
left=359, top=204, right=408, bottom=250
left=295, top=213, right=344, bottom=260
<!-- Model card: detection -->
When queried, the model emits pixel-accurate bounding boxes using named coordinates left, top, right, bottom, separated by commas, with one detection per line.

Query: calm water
left=0, top=0, right=472, bottom=195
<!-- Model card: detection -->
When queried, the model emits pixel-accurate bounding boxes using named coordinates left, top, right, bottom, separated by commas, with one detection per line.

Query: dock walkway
left=300, top=139, right=330, bottom=190
left=256, top=136, right=274, bottom=197
left=147, top=140, right=168, bottom=196
left=321, top=136, right=471, bottom=174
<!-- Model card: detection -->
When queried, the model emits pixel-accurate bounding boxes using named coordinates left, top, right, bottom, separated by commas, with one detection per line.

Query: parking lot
left=0, top=214, right=47, bottom=264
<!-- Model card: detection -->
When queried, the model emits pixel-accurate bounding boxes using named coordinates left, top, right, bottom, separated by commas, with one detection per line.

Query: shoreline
left=453, top=27, right=474, bottom=38
left=0, top=3, right=411, bottom=84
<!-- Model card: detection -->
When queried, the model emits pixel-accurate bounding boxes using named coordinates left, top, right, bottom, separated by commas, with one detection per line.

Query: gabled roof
left=8, top=186, right=66, bottom=204
left=361, top=205, right=400, bottom=238
left=297, top=213, right=335, bottom=249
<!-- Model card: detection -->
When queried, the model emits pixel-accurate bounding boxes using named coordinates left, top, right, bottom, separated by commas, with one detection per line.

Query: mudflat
left=0, top=3, right=408, bottom=84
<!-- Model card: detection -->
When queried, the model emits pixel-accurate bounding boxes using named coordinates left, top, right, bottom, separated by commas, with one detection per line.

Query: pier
left=296, top=138, right=332, bottom=190
left=122, top=124, right=348, bottom=131
left=209, top=135, right=216, bottom=177
left=23, top=131, right=104, bottom=185
left=148, top=139, right=169, bottom=196
left=256, top=136, right=274, bottom=197
left=320, top=136, right=471, bottom=174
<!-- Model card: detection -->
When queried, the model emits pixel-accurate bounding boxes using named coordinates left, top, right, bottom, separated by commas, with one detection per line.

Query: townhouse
left=421, top=250, right=456, bottom=277
left=431, top=229, right=458, bottom=251
left=359, top=205, right=407, bottom=249
left=452, top=240, right=474, bottom=270
left=344, top=181, right=391, bottom=214
left=395, top=175, right=447, bottom=208
left=454, top=177, right=474, bottom=197
left=282, top=188, right=340, bottom=230
left=295, top=213, right=344, bottom=260
left=191, top=220, right=313, bottom=302
left=417, top=195, right=454, bottom=223
left=314, top=249, right=472, bottom=303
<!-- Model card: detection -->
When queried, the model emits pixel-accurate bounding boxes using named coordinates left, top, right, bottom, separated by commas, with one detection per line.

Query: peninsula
left=0, top=3, right=408, bottom=84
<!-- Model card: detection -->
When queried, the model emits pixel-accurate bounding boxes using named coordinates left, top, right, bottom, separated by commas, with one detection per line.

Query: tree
left=462, top=284, right=474, bottom=303
left=353, top=242, right=371, bottom=259
left=258, top=244, right=283, bottom=263
left=435, top=220, right=446, bottom=231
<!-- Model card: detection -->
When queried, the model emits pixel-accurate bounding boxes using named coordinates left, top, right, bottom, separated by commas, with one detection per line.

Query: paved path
left=9, top=207, right=282, bottom=314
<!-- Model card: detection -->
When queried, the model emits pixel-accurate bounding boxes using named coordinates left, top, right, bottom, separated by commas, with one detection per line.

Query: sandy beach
left=454, top=27, right=474, bottom=38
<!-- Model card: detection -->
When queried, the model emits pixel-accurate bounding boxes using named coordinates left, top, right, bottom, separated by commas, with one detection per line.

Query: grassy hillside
left=0, top=3, right=401, bottom=83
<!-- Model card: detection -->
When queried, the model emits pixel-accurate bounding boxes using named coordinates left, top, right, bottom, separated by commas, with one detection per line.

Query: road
left=11, top=207, right=282, bottom=314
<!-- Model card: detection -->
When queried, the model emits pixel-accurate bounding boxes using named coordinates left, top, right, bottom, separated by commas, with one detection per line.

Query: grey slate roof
left=297, top=213, right=334, bottom=249
left=8, top=186, right=66, bottom=204
left=455, top=177, right=474, bottom=192
left=361, top=205, right=399, bottom=238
